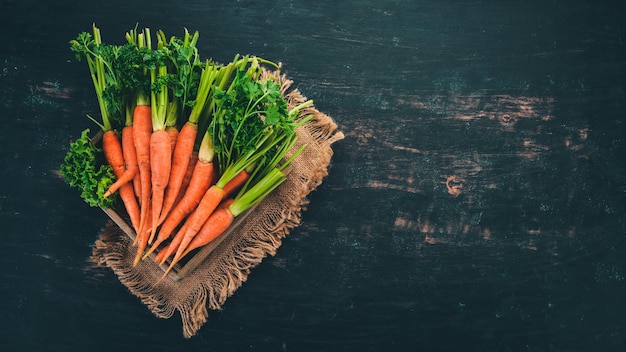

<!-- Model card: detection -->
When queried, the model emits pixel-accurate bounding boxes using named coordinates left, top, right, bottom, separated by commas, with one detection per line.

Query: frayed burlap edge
left=90, top=69, right=344, bottom=338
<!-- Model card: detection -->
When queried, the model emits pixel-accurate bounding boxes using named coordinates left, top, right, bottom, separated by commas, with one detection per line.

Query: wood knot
left=445, top=176, right=464, bottom=197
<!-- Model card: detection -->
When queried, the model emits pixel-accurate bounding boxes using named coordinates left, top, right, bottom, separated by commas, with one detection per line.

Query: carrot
left=149, top=128, right=172, bottom=239
left=153, top=59, right=221, bottom=224
left=146, top=160, right=213, bottom=255
left=133, top=104, right=153, bottom=236
left=221, top=169, right=250, bottom=198
left=101, top=131, right=126, bottom=182
left=146, top=29, right=175, bottom=239
left=158, top=184, right=224, bottom=273
left=70, top=24, right=151, bottom=232
left=156, top=210, right=195, bottom=265
left=166, top=126, right=179, bottom=157
left=160, top=168, right=289, bottom=279
left=168, top=162, right=253, bottom=246
left=157, top=121, right=198, bottom=226
left=175, top=207, right=234, bottom=261
left=123, top=26, right=151, bottom=202
left=175, top=150, right=198, bottom=206
left=153, top=242, right=170, bottom=264
left=101, top=130, right=141, bottom=233
left=133, top=202, right=152, bottom=266
left=104, top=125, right=138, bottom=197
left=175, top=184, right=225, bottom=250
left=133, top=170, right=141, bottom=201
left=217, top=198, right=234, bottom=210
left=172, top=148, right=260, bottom=248
left=141, top=138, right=214, bottom=260
left=165, top=100, right=180, bottom=159
left=118, top=184, right=141, bottom=234
left=132, top=29, right=155, bottom=235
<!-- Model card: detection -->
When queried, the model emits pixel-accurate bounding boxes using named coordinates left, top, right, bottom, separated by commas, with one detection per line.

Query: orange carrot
left=70, top=23, right=150, bottom=234
left=167, top=185, right=224, bottom=266
left=160, top=153, right=292, bottom=280
left=101, top=130, right=141, bottom=232
left=143, top=130, right=215, bottom=258
left=217, top=198, right=234, bottom=211
left=153, top=242, right=170, bottom=264
left=133, top=172, right=141, bottom=201
left=124, top=27, right=148, bottom=202
left=175, top=150, right=198, bottom=206
left=164, top=98, right=180, bottom=159
left=147, top=30, right=176, bottom=240
left=155, top=58, right=221, bottom=225
left=162, top=207, right=234, bottom=277
left=149, top=129, right=172, bottom=239
left=157, top=121, right=198, bottom=226
left=155, top=59, right=220, bottom=221
left=158, top=165, right=248, bottom=256
left=133, top=202, right=151, bottom=266
left=141, top=158, right=214, bottom=259
left=118, top=184, right=141, bottom=234
left=156, top=210, right=195, bottom=265
left=104, top=126, right=138, bottom=197
left=166, top=126, right=179, bottom=158
left=102, top=130, right=125, bottom=177
left=182, top=208, right=234, bottom=257
left=221, top=169, right=250, bottom=198
left=133, top=104, right=152, bottom=236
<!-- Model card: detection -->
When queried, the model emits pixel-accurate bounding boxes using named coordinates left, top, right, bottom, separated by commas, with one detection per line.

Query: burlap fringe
left=90, top=69, right=344, bottom=338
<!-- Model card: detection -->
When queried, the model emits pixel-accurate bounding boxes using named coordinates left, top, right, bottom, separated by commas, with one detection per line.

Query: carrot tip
left=156, top=265, right=174, bottom=284
left=133, top=254, right=141, bottom=267
left=142, top=243, right=159, bottom=261
left=158, top=255, right=168, bottom=266
left=147, top=230, right=156, bottom=245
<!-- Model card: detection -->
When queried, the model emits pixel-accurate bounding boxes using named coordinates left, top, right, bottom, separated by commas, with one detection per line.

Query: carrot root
left=175, top=185, right=225, bottom=254
left=133, top=201, right=151, bottom=266
left=158, top=122, right=198, bottom=226
left=104, top=126, right=138, bottom=198
left=133, top=105, right=153, bottom=237
left=143, top=159, right=214, bottom=259
left=150, top=129, right=172, bottom=239
left=101, top=129, right=141, bottom=233
left=221, top=169, right=250, bottom=198
left=161, top=207, right=234, bottom=280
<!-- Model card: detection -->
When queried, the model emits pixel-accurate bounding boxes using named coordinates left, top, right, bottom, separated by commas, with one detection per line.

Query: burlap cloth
left=90, top=69, right=344, bottom=338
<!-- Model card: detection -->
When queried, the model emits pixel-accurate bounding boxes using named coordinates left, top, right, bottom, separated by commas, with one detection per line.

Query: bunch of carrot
left=67, top=24, right=312, bottom=276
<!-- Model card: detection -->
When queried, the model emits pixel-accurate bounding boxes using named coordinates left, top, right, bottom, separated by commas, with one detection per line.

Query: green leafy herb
left=71, top=24, right=152, bottom=131
left=157, top=28, right=203, bottom=118
left=211, top=68, right=288, bottom=172
left=60, top=129, right=116, bottom=208
left=207, top=61, right=312, bottom=204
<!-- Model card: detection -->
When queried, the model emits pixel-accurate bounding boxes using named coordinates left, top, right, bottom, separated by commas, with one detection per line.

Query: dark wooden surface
left=1, top=0, right=625, bottom=351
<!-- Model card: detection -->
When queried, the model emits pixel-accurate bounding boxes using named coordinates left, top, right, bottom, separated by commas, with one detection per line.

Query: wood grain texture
left=1, top=0, right=625, bottom=350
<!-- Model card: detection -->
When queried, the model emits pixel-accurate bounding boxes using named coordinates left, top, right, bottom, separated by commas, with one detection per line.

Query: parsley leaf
left=60, top=129, right=116, bottom=208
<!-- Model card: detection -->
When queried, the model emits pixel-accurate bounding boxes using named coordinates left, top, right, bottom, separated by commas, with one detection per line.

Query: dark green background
left=1, top=0, right=625, bottom=351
